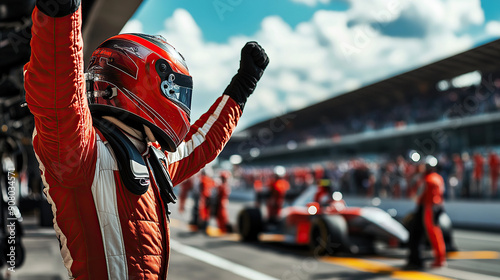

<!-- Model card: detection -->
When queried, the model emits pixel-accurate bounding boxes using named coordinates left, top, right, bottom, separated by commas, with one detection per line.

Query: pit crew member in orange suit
left=198, top=170, right=215, bottom=231
left=267, top=168, right=290, bottom=223
left=473, top=152, right=484, bottom=197
left=406, top=156, right=446, bottom=269
left=178, top=176, right=194, bottom=213
left=253, top=173, right=264, bottom=208
left=24, top=1, right=269, bottom=278
left=488, top=151, right=499, bottom=197
left=214, top=171, right=232, bottom=233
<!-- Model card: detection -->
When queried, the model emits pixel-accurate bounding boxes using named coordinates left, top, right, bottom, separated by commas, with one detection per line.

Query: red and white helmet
left=86, top=33, right=192, bottom=152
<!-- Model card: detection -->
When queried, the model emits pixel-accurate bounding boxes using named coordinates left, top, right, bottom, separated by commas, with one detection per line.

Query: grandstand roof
left=82, top=0, right=143, bottom=67
left=243, top=38, right=500, bottom=133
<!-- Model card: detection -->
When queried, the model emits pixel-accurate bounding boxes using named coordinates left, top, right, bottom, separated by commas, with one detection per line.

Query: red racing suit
left=24, top=6, right=242, bottom=279
left=215, top=180, right=231, bottom=233
left=267, top=178, right=290, bottom=222
left=419, top=172, right=446, bottom=266
left=178, top=177, right=194, bottom=213
left=489, top=152, right=499, bottom=196
left=408, top=172, right=446, bottom=267
left=198, top=174, right=215, bottom=226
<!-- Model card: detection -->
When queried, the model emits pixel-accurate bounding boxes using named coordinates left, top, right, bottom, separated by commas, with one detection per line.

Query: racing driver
left=24, top=0, right=269, bottom=278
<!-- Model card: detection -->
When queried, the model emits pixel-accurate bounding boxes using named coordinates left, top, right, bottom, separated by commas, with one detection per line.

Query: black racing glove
left=223, top=41, right=270, bottom=109
left=36, top=0, right=81, bottom=17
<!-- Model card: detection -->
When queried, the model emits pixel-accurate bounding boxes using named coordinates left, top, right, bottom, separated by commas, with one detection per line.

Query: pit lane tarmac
left=167, top=199, right=500, bottom=280
left=9, top=200, right=500, bottom=280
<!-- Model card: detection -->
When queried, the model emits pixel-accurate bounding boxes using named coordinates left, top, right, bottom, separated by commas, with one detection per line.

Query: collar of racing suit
left=93, top=117, right=177, bottom=206
left=102, top=116, right=147, bottom=153
left=102, top=116, right=158, bottom=145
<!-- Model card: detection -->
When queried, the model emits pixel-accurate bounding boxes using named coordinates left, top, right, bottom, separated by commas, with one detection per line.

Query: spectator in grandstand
left=473, top=152, right=485, bottom=197
left=406, top=156, right=447, bottom=270
left=352, top=159, right=371, bottom=196
left=396, top=156, right=410, bottom=198
left=364, top=162, right=377, bottom=198
left=377, top=161, right=391, bottom=198
left=438, top=154, right=453, bottom=199
left=407, top=162, right=425, bottom=199
left=493, top=91, right=500, bottom=111
left=451, top=153, right=464, bottom=199
left=461, top=152, right=473, bottom=198
left=388, top=161, right=403, bottom=198
left=313, top=164, right=325, bottom=182
left=488, top=150, right=499, bottom=198
left=324, top=161, right=343, bottom=192
left=339, top=162, right=353, bottom=195
left=290, top=167, right=306, bottom=191
left=286, top=166, right=313, bottom=198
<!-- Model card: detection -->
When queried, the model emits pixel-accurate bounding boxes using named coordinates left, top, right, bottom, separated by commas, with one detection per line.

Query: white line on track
left=170, top=239, right=279, bottom=280
left=454, top=232, right=500, bottom=243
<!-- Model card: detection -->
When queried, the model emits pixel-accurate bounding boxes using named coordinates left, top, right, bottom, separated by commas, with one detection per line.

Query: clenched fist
left=239, top=41, right=270, bottom=82
left=223, top=41, right=270, bottom=109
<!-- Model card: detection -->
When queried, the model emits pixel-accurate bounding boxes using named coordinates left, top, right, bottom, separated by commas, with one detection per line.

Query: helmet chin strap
left=143, top=125, right=157, bottom=143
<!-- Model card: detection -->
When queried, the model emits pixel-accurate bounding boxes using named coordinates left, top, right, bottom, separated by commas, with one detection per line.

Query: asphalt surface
left=5, top=198, right=500, bottom=280
left=167, top=199, right=500, bottom=280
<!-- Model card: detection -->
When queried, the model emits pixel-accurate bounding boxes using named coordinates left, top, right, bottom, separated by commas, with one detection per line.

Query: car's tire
left=309, top=215, right=349, bottom=256
left=238, top=207, right=263, bottom=242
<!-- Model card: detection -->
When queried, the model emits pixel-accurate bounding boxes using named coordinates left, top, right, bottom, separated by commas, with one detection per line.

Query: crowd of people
left=305, top=79, right=500, bottom=143
left=255, top=71, right=500, bottom=149
left=235, top=150, right=500, bottom=202
left=179, top=146, right=499, bottom=235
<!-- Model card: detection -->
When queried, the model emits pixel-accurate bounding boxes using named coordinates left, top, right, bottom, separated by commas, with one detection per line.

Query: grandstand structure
left=221, top=39, right=500, bottom=165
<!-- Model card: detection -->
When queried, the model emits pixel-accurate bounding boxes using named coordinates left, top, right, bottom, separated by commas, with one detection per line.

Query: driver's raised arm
left=24, top=0, right=97, bottom=187
left=166, top=42, right=269, bottom=185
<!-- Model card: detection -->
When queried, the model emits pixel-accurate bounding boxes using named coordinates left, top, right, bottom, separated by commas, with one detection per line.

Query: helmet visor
left=160, top=72, right=192, bottom=114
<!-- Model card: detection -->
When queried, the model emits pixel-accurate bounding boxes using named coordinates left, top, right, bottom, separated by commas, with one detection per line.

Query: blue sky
left=122, top=0, right=500, bottom=129
left=130, top=0, right=351, bottom=42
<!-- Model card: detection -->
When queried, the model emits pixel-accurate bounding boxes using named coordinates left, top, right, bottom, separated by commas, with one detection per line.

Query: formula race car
left=237, top=186, right=409, bottom=255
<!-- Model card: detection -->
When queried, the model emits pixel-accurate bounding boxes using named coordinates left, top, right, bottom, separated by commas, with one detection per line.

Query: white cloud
left=120, top=19, right=143, bottom=34
left=486, top=21, right=500, bottom=36
left=151, top=0, right=484, bottom=129
left=290, top=0, right=331, bottom=7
